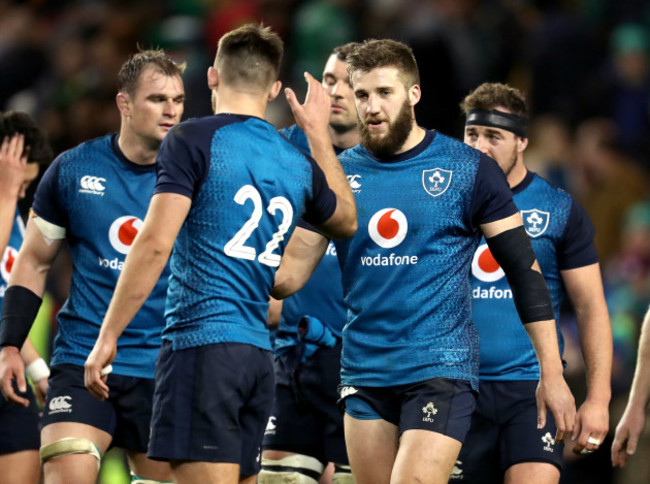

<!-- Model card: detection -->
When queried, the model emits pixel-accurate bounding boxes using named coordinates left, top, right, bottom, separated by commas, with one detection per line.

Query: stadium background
left=2, top=0, right=650, bottom=482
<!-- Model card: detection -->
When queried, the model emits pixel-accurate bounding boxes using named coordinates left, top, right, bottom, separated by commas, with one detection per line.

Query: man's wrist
left=26, top=358, right=50, bottom=382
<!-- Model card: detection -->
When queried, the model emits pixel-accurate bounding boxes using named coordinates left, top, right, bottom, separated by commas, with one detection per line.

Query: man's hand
left=612, top=404, right=647, bottom=467
left=0, top=134, right=27, bottom=199
left=536, top=373, right=576, bottom=442
left=33, top=376, right=48, bottom=407
left=571, top=398, right=609, bottom=455
left=0, top=346, right=30, bottom=406
left=84, top=336, right=117, bottom=401
left=284, top=72, right=330, bottom=137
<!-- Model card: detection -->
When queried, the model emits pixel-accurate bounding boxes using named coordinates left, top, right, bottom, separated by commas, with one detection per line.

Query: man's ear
left=268, top=80, right=282, bottom=102
left=116, top=92, right=130, bottom=117
left=207, top=66, right=219, bottom=90
left=409, top=84, right=421, bottom=106
left=518, top=136, right=529, bottom=154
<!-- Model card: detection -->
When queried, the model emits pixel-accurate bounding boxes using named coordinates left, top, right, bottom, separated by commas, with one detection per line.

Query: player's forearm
left=627, top=309, right=650, bottom=410
left=0, top=193, right=19, bottom=257
left=525, top=319, right=565, bottom=377
left=306, top=133, right=357, bottom=232
left=99, top=234, right=170, bottom=341
left=576, top=311, right=612, bottom=405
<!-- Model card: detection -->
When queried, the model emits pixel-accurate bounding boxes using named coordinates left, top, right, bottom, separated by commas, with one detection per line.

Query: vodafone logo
left=471, top=244, right=505, bottom=282
left=368, top=208, right=408, bottom=249
left=1, top=246, right=18, bottom=282
left=108, top=216, right=143, bottom=254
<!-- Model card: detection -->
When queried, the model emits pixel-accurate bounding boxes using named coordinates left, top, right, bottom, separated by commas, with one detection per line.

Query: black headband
left=465, top=109, right=528, bottom=138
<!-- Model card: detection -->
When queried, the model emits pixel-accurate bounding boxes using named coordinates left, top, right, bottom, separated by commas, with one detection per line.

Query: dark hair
left=117, top=48, right=186, bottom=96
left=460, top=82, right=528, bottom=119
left=215, top=23, right=283, bottom=90
left=347, top=39, right=420, bottom=87
left=332, top=42, right=361, bottom=62
left=1, top=111, right=53, bottom=165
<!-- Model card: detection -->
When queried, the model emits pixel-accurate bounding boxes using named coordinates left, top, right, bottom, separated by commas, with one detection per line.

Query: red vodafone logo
left=108, top=216, right=143, bottom=255
left=471, top=244, right=505, bottom=282
left=1, top=246, right=18, bottom=283
left=368, top=208, right=408, bottom=249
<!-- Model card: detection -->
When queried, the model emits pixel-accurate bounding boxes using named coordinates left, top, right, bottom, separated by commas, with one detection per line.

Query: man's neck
left=507, top=158, right=528, bottom=189
left=117, top=128, right=158, bottom=166
left=328, top=126, right=360, bottom=150
left=395, top=123, right=426, bottom=155
left=214, top=86, right=268, bottom=119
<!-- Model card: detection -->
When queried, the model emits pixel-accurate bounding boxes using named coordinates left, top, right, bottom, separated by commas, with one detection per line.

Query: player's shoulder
left=528, top=172, right=574, bottom=204
left=50, top=134, right=114, bottom=175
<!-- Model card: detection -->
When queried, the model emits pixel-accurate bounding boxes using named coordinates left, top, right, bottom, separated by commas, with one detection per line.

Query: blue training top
left=154, top=114, right=337, bottom=351
left=32, top=134, right=169, bottom=378
left=335, top=130, right=518, bottom=390
left=471, top=171, right=598, bottom=380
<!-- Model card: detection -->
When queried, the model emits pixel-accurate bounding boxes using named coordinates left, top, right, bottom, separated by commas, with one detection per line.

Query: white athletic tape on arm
left=32, top=215, right=66, bottom=244
left=26, top=358, right=50, bottom=382
left=100, top=364, right=113, bottom=376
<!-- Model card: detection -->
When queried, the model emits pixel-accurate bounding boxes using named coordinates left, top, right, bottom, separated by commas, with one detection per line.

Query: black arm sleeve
left=486, top=225, right=555, bottom=323
left=0, top=286, right=42, bottom=349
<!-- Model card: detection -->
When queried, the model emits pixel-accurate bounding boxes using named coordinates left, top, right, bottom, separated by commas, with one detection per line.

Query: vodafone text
left=473, top=285, right=513, bottom=299
left=360, top=253, right=418, bottom=266
left=98, top=257, right=124, bottom=271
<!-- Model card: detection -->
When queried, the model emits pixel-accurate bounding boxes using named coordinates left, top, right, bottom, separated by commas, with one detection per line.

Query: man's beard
left=330, top=119, right=357, bottom=135
left=359, top=100, right=413, bottom=157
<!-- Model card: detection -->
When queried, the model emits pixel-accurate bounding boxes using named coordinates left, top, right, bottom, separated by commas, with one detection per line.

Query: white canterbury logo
left=49, top=396, right=72, bottom=411
left=80, top=175, right=106, bottom=194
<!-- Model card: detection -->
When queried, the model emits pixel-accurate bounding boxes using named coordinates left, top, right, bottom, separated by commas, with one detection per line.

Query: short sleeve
left=302, top=156, right=337, bottom=226
left=557, top=199, right=598, bottom=269
left=469, top=154, right=518, bottom=228
left=31, top=157, right=68, bottom=228
left=154, top=125, right=208, bottom=199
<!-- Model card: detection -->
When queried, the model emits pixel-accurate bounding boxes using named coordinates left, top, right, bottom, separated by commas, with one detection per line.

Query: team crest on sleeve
left=521, top=209, right=550, bottom=238
left=422, top=168, right=452, bottom=197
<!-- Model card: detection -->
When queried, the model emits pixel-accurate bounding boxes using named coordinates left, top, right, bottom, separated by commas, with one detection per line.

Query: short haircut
left=460, top=82, right=528, bottom=119
left=0, top=111, right=53, bottom=165
left=346, top=39, right=420, bottom=88
left=117, top=48, right=186, bottom=96
left=332, top=42, right=361, bottom=62
left=215, top=23, right=283, bottom=91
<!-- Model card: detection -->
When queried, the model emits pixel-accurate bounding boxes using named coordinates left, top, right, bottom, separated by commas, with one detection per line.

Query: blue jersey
left=335, top=130, right=517, bottom=390
left=154, top=114, right=336, bottom=351
left=471, top=171, right=598, bottom=380
left=280, top=124, right=310, bottom=154
left=0, top=209, right=25, bottom=310
left=32, top=134, right=169, bottom=378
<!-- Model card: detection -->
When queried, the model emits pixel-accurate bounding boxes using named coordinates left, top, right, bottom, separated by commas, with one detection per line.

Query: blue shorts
left=0, top=380, right=40, bottom=454
left=42, top=364, right=154, bottom=453
left=455, top=380, right=564, bottom=482
left=263, top=343, right=347, bottom=465
left=340, top=377, right=476, bottom=443
left=148, top=341, right=274, bottom=476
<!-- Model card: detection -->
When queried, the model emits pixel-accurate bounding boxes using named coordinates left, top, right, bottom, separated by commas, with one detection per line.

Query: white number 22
left=224, top=185, right=294, bottom=267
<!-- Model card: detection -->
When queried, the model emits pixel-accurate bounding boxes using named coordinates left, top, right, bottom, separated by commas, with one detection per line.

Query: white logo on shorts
left=541, top=432, right=555, bottom=452
left=48, top=395, right=72, bottom=414
left=264, top=416, right=277, bottom=436
left=422, top=401, right=438, bottom=422
left=450, top=460, right=463, bottom=480
left=339, top=386, right=358, bottom=398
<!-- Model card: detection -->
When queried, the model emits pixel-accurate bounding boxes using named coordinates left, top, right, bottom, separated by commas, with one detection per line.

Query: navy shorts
left=263, top=343, right=347, bottom=465
left=454, top=380, right=564, bottom=482
left=0, top=380, right=40, bottom=454
left=148, top=341, right=274, bottom=476
left=42, top=364, right=155, bottom=453
left=340, top=377, right=476, bottom=443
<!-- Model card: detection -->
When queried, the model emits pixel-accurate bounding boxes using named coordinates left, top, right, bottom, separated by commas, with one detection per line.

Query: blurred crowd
left=3, top=0, right=650, bottom=482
